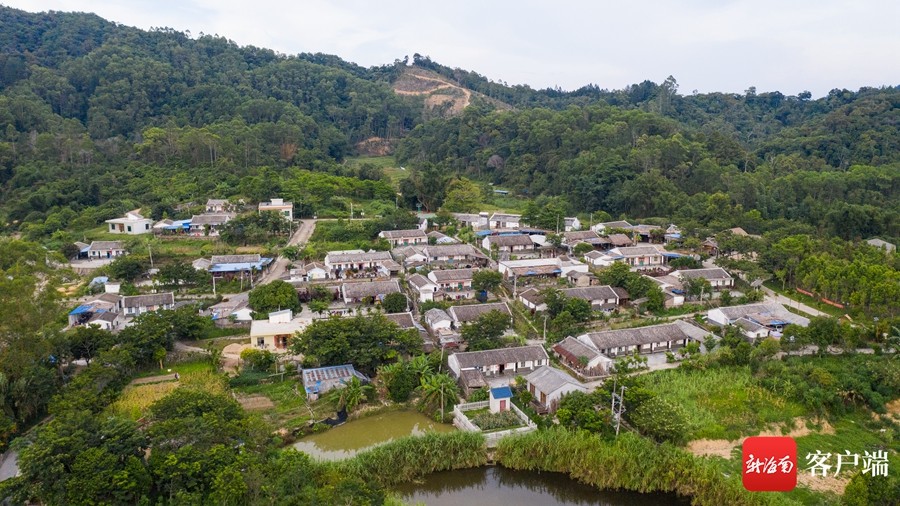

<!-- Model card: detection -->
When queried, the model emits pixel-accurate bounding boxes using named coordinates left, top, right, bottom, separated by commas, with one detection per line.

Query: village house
left=189, top=213, right=235, bottom=236
left=428, top=268, right=477, bottom=300
left=552, top=336, right=613, bottom=376
left=488, top=213, right=522, bottom=229
left=631, top=224, right=664, bottom=242
left=153, top=218, right=191, bottom=235
left=451, top=212, right=489, bottom=230
left=205, top=199, right=235, bottom=213
left=707, top=302, right=810, bottom=339
left=385, top=311, right=432, bottom=352
left=408, top=274, right=439, bottom=303
left=489, top=386, right=513, bottom=413
left=518, top=288, right=547, bottom=312
left=643, top=275, right=686, bottom=308
left=606, top=233, right=634, bottom=248
left=585, top=245, right=672, bottom=270
left=250, top=309, right=310, bottom=352
left=423, top=244, right=489, bottom=267
left=672, top=268, right=735, bottom=290
left=562, top=230, right=611, bottom=251
left=120, top=292, right=175, bottom=317
left=324, top=250, right=394, bottom=278
left=302, top=364, right=369, bottom=401
left=302, top=262, right=329, bottom=281
left=340, top=280, right=401, bottom=304
left=591, top=220, right=633, bottom=234
left=560, top=285, right=626, bottom=311
left=566, top=270, right=598, bottom=287
left=209, top=254, right=273, bottom=281
left=208, top=293, right=253, bottom=322
left=427, top=231, right=457, bottom=244
left=448, top=302, right=512, bottom=327
left=524, top=366, right=588, bottom=413
left=378, top=229, right=427, bottom=248
left=67, top=293, right=122, bottom=327
left=392, top=246, right=428, bottom=268
left=497, top=256, right=588, bottom=281
left=448, top=345, right=550, bottom=391
left=482, top=234, right=536, bottom=255
left=563, top=217, right=582, bottom=232
left=424, top=307, right=454, bottom=331
left=85, top=311, right=124, bottom=331
left=576, top=320, right=709, bottom=357
left=105, top=210, right=153, bottom=235
left=87, top=241, right=126, bottom=260
left=258, top=198, right=293, bottom=221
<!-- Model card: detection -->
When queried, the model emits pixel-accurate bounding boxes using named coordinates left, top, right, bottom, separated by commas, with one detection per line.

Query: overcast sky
left=4, top=0, right=899, bottom=97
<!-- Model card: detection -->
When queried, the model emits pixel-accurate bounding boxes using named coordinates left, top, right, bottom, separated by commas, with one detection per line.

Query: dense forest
left=0, top=5, right=897, bottom=245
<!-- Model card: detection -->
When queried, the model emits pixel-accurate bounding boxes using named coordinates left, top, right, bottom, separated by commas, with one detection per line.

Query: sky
left=3, top=0, right=899, bottom=97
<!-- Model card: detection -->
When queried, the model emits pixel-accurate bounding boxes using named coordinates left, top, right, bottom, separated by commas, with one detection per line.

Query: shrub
left=240, top=348, right=275, bottom=372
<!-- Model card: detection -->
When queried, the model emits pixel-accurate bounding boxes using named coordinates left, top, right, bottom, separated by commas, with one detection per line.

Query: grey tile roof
left=579, top=320, right=708, bottom=350
left=425, top=244, right=487, bottom=259
left=552, top=336, right=601, bottom=362
left=486, top=235, right=534, bottom=247
left=428, top=268, right=476, bottom=283
left=598, top=221, right=633, bottom=230
left=676, top=268, right=732, bottom=281
left=380, top=229, right=427, bottom=239
left=715, top=303, right=810, bottom=327
left=407, top=274, right=435, bottom=290
left=122, top=293, right=175, bottom=308
left=341, top=280, right=401, bottom=299
left=89, top=241, right=125, bottom=251
left=424, top=308, right=452, bottom=325
left=561, top=286, right=618, bottom=302
left=524, top=366, right=584, bottom=395
left=451, top=345, right=548, bottom=369
left=613, top=246, right=663, bottom=257
left=448, top=302, right=511, bottom=324
left=190, top=213, right=234, bottom=225
left=211, top=254, right=261, bottom=264
left=327, top=251, right=393, bottom=264
left=384, top=312, right=417, bottom=328
left=606, top=234, right=633, bottom=247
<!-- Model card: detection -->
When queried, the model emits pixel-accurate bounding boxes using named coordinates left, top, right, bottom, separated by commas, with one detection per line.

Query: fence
left=452, top=399, right=537, bottom=446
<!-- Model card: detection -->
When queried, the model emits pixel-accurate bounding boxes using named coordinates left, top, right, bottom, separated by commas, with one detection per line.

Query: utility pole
left=147, top=239, right=154, bottom=268
left=212, top=273, right=216, bottom=295
left=612, top=384, right=627, bottom=437
left=543, top=314, right=548, bottom=342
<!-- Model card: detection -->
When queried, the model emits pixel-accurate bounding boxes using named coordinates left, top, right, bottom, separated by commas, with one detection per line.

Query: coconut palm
left=419, top=372, right=459, bottom=422
left=327, top=377, right=371, bottom=413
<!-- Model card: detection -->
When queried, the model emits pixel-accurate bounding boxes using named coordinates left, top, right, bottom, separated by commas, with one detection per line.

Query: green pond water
left=293, top=410, right=454, bottom=460
left=394, top=466, right=689, bottom=505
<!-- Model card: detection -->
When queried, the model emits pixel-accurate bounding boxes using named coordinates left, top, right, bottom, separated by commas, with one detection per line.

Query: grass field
left=108, top=369, right=226, bottom=420
left=637, top=366, right=806, bottom=440
left=763, top=281, right=848, bottom=319
left=233, top=376, right=336, bottom=430
left=134, top=359, right=214, bottom=379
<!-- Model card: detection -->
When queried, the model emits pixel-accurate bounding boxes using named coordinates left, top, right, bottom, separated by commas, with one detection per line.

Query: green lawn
left=638, top=366, right=806, bottom=441
left=135, top=359, right=214, bottom=379
left=233, top=376, right=335, bottom=430
left=762, top=281, right=848, bottom=319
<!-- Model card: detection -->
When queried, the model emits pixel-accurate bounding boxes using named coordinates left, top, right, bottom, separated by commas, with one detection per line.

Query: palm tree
left=420, top=372, right=459, bottom=422
left=409, top=355, right=432, bottom=379
left=327, top=377, right=371, bottom=413
left=375, top=362, right=402, bottom=400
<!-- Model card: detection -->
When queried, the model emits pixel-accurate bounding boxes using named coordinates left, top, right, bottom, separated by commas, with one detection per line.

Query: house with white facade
left=423, top=244, right=489, bottom=267
left=428, top=268, right=477, bottom=300
left=258, top=198, right=293, bottom=221
left=498, top=256, right=588, bottom=280
left=448, top=345, right=550, bottom=390
left=250, top=309, right=311, bottom=352
left=577, top=320, right=709, bottom=357
left=324, top=250, right=394, bottom=278
left=563, top=217, right=582, bottom=232
left=448, top=302, right=512, bottom=326
left=87, top=241, right=127, bottom=260
left=707, top=303, right=810, bottom=339
left=482, top=234, right=536, bottom=255
left=488, top=213, right=522, bottom=229
left=408, top=274, right=439, bottom=303
left=120, top=293, right=175, bottom=317
left=524, top=366, right=588, bottom=413
left=452, top=212, right=489, bottom=230
left=590, top=220, right=633, bottom=234
left=105, top=210, right=153, bottom=235
left=340, top=280, right=402, bottom=304
left=585, top=245, right=670, bottom=270
left=672, top=268, right=734, bottom=290
left=189, top=213, right=235, bottom=236
left=379, top=229, right=428, bottom=247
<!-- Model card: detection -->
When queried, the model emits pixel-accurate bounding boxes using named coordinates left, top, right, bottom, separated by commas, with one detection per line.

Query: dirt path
left=130, top=373, right=178, bottom=385
left=687, top=418, right=835, bottom=459
left=393, top=72, right=472, bottom=111
left=259, top=219, right=317, bottom=285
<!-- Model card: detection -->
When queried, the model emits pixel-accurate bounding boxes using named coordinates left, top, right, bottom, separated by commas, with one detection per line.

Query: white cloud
left=3, top=0, right=898, bottom=97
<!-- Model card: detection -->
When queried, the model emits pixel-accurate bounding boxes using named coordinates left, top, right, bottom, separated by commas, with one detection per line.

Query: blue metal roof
left=661, top=252, right=682, bottom=258
left=209, top=257, right=273, bottom=273
left=69, top=304, right=95, bottom=315
left=89, top=276, right=109, bottom=286
left=475, top=230, right=493, bottom=237
left=490, top=386, right=513, bottom=399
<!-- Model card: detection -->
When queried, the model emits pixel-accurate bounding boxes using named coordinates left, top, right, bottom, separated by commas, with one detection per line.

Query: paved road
left=0, top=451, right=18, bottom=481
left=761, top=286, right=827, bottom=317
left=259, top=219, right=317, bottom=285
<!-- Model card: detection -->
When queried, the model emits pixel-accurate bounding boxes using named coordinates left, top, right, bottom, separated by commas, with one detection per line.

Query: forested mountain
left=0, top=5, right=898, bottom=242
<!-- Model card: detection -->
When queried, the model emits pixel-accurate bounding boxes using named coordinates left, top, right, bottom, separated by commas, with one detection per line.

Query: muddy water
left=293, top=410, right=454, bottom=460
left=393, top=466, right=689, bottom=506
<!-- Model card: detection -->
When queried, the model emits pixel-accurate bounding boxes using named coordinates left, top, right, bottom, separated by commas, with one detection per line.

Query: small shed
left=489, top=386, right=513, bottom=413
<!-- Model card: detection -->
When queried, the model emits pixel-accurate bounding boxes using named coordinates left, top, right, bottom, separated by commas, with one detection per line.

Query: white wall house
left=259, top=198, right=293, bottom=221
left=106, top=211, right=153, bottom=235
left=408, top=274, right=439, bottom=303
left=87, top=241, right=126, bottom=259
left=120, top=293, right=175, bottom=317
left=524, top=366, right=588, bottom=412
left=379, top=229, right=427, bottom=247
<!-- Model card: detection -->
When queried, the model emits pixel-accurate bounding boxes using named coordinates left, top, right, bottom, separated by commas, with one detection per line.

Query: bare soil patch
left=687, top=418, right=835, bottom=459
left=237, top=395, right=275, bottom=411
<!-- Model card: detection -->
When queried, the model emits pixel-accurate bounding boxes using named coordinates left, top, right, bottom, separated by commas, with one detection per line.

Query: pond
left=293, top=410, right=454, bottom=460
left=393, top=466, right=689, bottom=506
